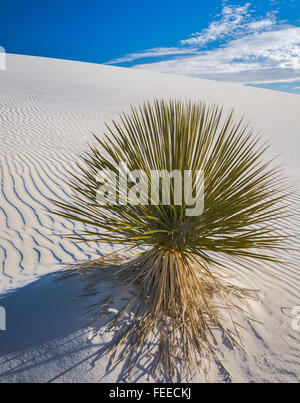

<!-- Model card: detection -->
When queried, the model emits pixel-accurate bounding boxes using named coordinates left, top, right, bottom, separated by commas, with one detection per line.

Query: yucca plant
left=54, top=99, right=288, bottom=379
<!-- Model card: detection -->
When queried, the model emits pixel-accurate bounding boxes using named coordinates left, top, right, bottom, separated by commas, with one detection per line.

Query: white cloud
left=248, top=19, right=275, bottom=30
left=133, top=28, right=300, bottom=83
left=106, top=2, right=300, bottom=84
left=106, top=47, right=198, bottom=65
left=250, top=77, right=300, bottom=84
left=181, top=3, right=253, bottom=46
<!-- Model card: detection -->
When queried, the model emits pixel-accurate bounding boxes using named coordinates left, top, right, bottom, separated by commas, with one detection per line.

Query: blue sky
left=0, top=0, right=299, bottom=93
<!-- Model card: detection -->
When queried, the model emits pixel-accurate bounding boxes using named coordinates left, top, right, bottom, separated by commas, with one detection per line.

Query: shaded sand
left=0, top=54, right=299, bottom=382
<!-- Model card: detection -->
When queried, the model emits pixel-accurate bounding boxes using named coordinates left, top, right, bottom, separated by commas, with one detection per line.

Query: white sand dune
left=0, top=54, right=299, bottom=382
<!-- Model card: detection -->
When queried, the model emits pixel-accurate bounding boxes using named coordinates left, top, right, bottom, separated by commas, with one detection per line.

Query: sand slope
left=0, top=54, right=299, bottom=382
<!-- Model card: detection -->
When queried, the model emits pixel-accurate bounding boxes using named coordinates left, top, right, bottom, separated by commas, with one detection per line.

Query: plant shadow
left=0, top=262, right=240, bottom=383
